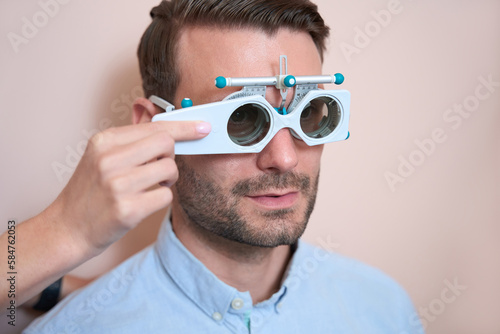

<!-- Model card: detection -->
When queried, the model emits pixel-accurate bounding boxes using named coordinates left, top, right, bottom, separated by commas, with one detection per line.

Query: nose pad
left=271, top=104, right=302, bottom=141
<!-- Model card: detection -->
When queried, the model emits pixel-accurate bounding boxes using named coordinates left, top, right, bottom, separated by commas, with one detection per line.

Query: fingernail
left=196, top=122, right=211, bottom=134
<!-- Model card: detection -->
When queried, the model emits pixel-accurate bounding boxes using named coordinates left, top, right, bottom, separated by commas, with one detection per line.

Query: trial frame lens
left=227, top=103, right=271, bottom=146
left=299, top=96, right=341, bottom=139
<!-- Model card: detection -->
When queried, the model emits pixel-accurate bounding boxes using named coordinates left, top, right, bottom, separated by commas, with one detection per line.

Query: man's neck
left=171, top=205, right=292, bottom=304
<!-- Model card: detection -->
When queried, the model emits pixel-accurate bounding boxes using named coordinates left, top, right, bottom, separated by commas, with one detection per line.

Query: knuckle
left=162, top=186, right=173, bottom=203
left=155, top=186, right=173, bottom=206
left=110, top=197, right=134, bottom=226
left=157, top=131, right=175, bottom=145
left=104, top=127, right=118, bottom=137
left=94, top=152, right=112, bottom=176
left=92, top=128, right=114, bottom=144
left=90, top=128, right=118, bottom=148
left=168, top=159, right=179, bottom=180
left=160, top=158, right=179, bottom=183
left=162, top=156, right=177, bottom=169
left=107, top=176, right=128, bottom=195
left=89, top=132, right=105, bottom=148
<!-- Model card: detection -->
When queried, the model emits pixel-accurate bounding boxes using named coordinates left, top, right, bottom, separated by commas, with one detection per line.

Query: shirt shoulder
left=295, top=240, right=406, bottom=291
left=286, top=241, right=423, bottom=333
left=23, top=245, right=168, bottom=334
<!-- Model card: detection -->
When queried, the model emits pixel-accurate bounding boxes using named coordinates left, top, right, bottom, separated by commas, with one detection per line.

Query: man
left=24, top=0, right=423, bottom=333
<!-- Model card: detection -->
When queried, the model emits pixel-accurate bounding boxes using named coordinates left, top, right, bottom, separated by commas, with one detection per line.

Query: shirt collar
left=154, top=216, right=303, bottom=318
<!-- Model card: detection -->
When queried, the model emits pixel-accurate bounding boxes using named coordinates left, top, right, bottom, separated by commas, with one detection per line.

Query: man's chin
left=232, top=215, right=308, bottom=248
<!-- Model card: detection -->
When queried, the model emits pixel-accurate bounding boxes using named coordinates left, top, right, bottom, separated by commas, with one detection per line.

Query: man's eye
left=227, top=104, right=271, bottom=147
left=301, top=106, right=313, bottom=120
left=230, top=110, right=248, bottom=124
left=300, top=97, right=341, bottom=139
left=301, top=102, right=322, bottom=121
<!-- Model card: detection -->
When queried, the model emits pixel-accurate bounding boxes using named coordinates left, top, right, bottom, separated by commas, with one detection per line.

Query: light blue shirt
left=25, top=217, right=423, bottom=333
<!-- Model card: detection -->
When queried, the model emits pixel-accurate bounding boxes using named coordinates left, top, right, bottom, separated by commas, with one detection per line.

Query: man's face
left=171, top=27, right=324, bottom=247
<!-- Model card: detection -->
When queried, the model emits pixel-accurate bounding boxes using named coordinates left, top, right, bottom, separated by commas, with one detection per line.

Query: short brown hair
left=137, top=0, right=330, bottom=103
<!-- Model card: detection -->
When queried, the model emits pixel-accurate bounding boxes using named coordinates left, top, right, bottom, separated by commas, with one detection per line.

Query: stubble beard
left=174, top=158, right=319, bottom=248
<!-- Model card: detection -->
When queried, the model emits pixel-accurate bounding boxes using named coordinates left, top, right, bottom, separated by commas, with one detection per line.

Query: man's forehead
left=175, top=26, right=322, bottom=104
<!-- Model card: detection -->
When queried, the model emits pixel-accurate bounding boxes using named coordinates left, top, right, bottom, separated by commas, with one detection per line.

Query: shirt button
left=277, top=302, right=283, bottom=309
left=231, top=298, right=244, bottom=310
left=212, top=312, right=223, bottom=321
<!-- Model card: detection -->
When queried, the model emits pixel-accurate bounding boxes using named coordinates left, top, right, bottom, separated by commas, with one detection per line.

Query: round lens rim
left=299, top=95, right=342, bottom=140
left=227, top=102, right=271, bottom=147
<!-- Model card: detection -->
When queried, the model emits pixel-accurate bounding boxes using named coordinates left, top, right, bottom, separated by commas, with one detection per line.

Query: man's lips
left=246, top=191, right=299, bottom=209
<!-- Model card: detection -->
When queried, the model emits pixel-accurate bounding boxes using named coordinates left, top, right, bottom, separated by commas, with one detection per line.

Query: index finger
left=156, top=120, right=212, bottom=142
left=97, top=121, right=211, bottom=146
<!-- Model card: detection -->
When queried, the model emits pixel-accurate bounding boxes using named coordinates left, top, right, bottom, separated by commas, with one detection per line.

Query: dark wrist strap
left=33, top=277, right=63, bottom=312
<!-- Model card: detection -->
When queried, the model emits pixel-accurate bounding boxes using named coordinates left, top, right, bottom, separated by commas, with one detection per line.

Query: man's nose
left=256, top=128, right=299, bottom=173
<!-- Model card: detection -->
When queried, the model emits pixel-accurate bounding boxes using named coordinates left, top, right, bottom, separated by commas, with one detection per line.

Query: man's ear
left=133, top=97, right=159, bottom=124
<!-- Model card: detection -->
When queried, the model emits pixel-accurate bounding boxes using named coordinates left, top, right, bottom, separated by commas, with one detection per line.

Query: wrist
left=44, top=196, right=99, bottom=265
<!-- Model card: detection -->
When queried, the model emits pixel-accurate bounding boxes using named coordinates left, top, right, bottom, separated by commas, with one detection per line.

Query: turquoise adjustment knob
left=334, top=73, right=344, bottom=85
left=181, top=98, right=193, bottom=108
left=215, top=76, right=227, bottom=89
left=283, top=75, right=296, bottom=88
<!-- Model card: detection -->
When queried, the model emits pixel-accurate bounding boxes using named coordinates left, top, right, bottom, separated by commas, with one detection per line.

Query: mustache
left=231, top=172, right=311, bottom=196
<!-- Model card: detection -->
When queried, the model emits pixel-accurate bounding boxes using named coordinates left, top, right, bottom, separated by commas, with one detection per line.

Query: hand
left=52, top=120, right=210, bottom=256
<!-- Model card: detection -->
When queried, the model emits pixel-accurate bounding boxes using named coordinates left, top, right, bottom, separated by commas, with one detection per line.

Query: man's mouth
left=246, top=191, right=299, bottom=209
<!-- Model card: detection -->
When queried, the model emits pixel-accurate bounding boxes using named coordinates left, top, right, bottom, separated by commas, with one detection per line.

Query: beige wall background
left=1, top=0, right=499, bottom=333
